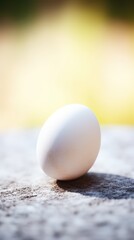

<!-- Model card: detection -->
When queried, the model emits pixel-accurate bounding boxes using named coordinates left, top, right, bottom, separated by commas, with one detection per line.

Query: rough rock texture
left=0, top=127, right=134, bottom=240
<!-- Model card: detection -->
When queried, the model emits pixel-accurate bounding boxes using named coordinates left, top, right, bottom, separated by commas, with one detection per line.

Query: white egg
left=36, top=104, right=101, bottom=180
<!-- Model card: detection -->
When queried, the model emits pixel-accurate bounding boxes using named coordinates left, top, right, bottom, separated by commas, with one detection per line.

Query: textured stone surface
left=0, top=127, right=134, bottom=240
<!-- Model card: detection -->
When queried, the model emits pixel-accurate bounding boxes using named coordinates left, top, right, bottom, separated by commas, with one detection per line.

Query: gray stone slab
left=0, top=127, right=134, bottom=240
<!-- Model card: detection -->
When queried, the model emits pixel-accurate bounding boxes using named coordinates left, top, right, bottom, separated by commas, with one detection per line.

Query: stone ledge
left=0, top=127, right=134, bottom=240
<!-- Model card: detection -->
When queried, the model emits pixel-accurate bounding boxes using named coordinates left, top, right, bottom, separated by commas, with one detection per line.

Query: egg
left=36, top=104, right=101, bottom=180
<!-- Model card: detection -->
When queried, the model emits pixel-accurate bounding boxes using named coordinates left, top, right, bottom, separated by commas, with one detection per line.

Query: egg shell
left=36, top=104, right=101, bottom=180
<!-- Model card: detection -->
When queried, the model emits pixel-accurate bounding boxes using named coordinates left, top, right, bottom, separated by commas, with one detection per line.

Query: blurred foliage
left=0, top=2, right=133, bottom=128
left=0, top=0, right=134, bottom=23
left=106, top=0, right=134, bottom=22
left=0, top=0, right=37, bottom=22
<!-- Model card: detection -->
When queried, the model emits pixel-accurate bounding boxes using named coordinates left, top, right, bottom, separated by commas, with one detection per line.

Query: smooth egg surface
left=36, top=104, right=101, bottom=180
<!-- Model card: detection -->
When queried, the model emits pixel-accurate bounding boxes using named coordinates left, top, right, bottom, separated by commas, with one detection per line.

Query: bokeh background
left=0, top=0, right=134, bottom=130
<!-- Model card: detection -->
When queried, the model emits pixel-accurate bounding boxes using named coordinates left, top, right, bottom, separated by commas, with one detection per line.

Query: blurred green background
left=0, top=0, right=134, bottom=129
